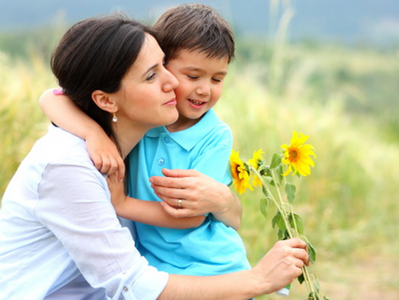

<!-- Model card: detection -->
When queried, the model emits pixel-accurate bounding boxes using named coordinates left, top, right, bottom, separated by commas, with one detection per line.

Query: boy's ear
left=91, top=90, right=117, bottom=113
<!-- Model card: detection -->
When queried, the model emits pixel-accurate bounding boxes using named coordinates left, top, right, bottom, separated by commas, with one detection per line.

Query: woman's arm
left=37, top=157, right=308, bottom=300
left=39, top=89, right=125, bottom=179
left=159, top=238, right=309, bottom=300
left=35, top=161, right=168, bottom=299
left=108, top=173, right=205, bottom=229
left=150, top=168, right=242, bottom=230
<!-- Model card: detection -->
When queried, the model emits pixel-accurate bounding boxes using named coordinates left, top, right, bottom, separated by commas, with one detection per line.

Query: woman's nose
left=163, top=69, right=179, bottom=92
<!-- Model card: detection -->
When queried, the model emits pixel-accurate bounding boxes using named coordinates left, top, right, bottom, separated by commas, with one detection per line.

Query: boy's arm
left=39, top=89, right=125, bottom=180
left=107, top=173, right=205, bottom=229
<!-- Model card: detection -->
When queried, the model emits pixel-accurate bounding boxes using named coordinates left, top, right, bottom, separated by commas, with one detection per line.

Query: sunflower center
left=289, top=148, right=299, bottom=161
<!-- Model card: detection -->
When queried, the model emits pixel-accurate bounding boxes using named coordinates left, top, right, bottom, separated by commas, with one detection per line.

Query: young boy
left=40, top=4, right=251, bottom=276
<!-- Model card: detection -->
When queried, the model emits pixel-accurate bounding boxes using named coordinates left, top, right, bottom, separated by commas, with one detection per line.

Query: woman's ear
left=92, top=90, right=118, bottom=113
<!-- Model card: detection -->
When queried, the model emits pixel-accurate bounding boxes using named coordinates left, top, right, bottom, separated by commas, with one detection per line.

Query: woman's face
left=113, top=34, right=179, bottom=130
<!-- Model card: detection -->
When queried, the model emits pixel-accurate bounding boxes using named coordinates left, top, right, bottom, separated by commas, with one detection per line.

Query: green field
left=1, top=30, right=398, bottom=299
left=219, top=39, right=399, bottom=299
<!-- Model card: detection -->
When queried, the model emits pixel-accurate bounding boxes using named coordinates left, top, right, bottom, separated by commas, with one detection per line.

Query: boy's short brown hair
left=153, top=4, right=235, bottom=63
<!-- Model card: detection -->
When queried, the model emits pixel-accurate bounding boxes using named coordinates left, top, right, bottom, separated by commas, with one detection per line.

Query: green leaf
left=276, top=163, right=284, bottom=178
left=307, top=240, right=317, bottom=264
left=297, top=273, right=305, bottom=284
left=261, top=185, right=269, bottom=197
left=276, top=169, right=283, bottom=187
left=270, top=153, right=281, bottom=169
left=271, top=211, right=280, bottom=229
left=263, top=176, right=273, bottom=184
left=268, top=177, right=277, bottom=187
left=314, top=278, right=321, bottom=293
left=258, top=164, right=270, bottom=176
left=277, top=229, right=290, bottom=240
left=307, top=292, right=323, bottom=300
left=259, top=198, right=269, bottom=218
left=272, top=211, right=286, bottom=232
left=289, top=213, right=304, bottom=234
left=285, top=183, right=296, bottom=203
left=282, top=230, right=290, bottom=240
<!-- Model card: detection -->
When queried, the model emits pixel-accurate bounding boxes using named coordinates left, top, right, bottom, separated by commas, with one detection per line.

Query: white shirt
left=0, top=125, right=168, bottom=300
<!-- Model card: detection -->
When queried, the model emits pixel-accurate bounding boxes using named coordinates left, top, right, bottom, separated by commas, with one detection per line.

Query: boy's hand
left=106, top=172, right=126, bottom=212
left=86, top=134, right=125, bottom=181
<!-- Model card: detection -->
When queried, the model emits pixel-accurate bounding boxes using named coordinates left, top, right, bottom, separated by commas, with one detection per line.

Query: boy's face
left=165, top=49, right=229, bottom=129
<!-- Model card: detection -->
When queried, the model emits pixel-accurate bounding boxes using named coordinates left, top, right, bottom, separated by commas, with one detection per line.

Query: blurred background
left=1, top=1, right=398, bottom=299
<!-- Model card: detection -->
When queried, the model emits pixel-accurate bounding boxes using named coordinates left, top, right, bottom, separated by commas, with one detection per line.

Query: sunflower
left=230, top=150, right=253, bottom=194
left=281, top=131, right=316, bottom=176
left=248, top=149, right=264, bottom=188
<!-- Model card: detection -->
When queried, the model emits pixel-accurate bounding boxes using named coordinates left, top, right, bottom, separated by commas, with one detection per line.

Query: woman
left=0, top=13, right=308, bottom=300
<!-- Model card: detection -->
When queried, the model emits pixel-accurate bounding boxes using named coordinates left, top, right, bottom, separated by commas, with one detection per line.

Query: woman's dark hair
left=51, top=13, right=156, bottom=144
left=153, top=4, right=235, bottom=63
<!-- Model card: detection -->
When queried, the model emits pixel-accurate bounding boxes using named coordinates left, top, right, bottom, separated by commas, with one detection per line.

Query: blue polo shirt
left=128, top=109, right=251, bottom=275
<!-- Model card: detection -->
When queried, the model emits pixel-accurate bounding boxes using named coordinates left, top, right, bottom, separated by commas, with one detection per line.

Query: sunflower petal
left=281, top=131, right=316, bottom=176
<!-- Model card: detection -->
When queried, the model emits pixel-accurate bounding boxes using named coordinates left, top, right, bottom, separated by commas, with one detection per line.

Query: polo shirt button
left=123, top=286, right=129, bottom=292
left=164, top=137, right=170, bottom=143
left=158, top=158, right=165, bottom=166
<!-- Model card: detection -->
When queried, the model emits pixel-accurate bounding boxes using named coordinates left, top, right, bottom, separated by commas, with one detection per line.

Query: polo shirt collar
left=146, top=109, right=219, bottom=151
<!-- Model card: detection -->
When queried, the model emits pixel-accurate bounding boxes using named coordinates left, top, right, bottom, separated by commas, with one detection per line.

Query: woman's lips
left=164, top=98, right=177, bottom=106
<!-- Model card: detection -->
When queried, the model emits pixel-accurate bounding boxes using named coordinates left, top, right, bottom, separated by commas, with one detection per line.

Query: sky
left=1, top=0, right=399, bottom=46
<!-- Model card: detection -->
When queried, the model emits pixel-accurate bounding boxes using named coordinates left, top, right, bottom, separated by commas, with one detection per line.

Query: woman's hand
left=251, top=238, right=310, bottom=294
left=159, top=238, right=309, bottom=300
left=149, top=168, right=242, bottom=230
left=107, top=171, right=205, bottom=229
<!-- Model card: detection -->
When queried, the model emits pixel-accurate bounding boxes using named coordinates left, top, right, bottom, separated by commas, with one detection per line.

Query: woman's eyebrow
left=142, top=63, right=159, bottom=77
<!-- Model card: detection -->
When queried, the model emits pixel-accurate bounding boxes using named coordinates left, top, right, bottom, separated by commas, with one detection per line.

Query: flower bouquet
left=230, top=131, right=330, bottom=300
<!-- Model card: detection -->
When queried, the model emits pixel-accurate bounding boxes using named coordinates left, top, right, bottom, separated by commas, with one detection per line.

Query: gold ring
left=177, top=199, right=183, bottom=208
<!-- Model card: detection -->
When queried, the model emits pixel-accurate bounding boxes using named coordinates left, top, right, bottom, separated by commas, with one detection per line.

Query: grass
left=216, top=40, right=399, bottom=299
left=1, top=36, right=399, bottom=299
left=0, top=52, right=54, bottom=195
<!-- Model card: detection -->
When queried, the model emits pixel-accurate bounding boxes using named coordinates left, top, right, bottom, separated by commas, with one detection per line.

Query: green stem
left=270, top=169, right=299, bottom=238
left=271, top=169, right=285, bottom=206
left=251, top=166, right=318, bottom=298
left=250, top=166, right=293, bottom=239
left=303, top=267, right=316, bottom=297
left=279, top=175, right=300, bottom=238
